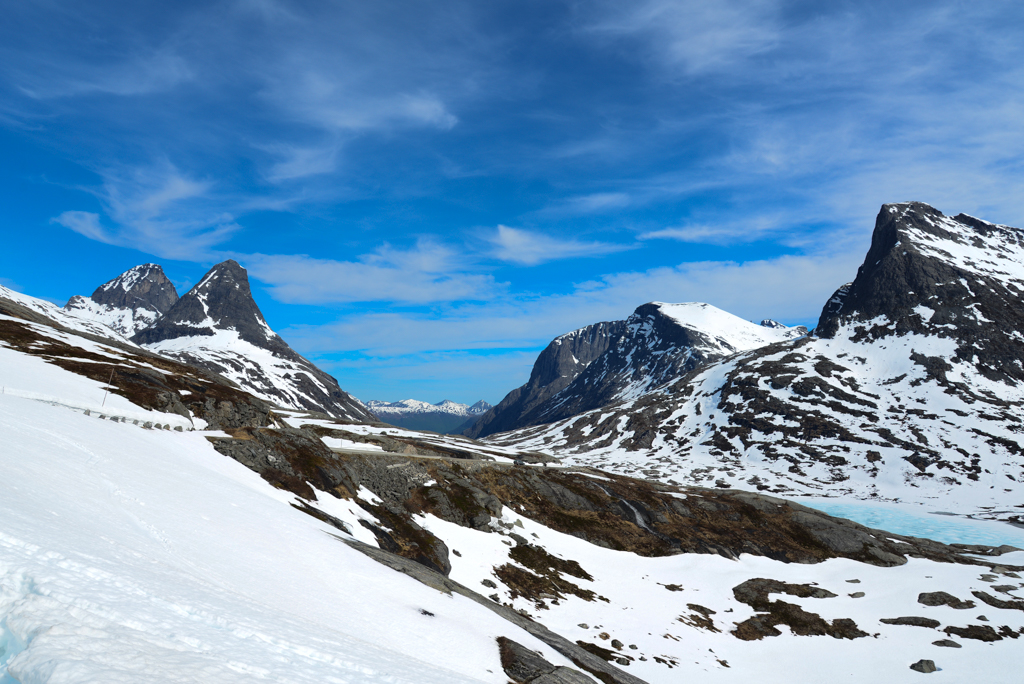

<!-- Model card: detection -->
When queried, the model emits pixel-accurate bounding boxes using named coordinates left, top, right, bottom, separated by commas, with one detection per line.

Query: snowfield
left=650, top=302, right=804, bottom=353
left=0, top=393, right=571, bottom=683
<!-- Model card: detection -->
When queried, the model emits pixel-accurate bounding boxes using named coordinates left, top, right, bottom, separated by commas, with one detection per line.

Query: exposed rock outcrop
left=65, top=263, right=179, bottom=335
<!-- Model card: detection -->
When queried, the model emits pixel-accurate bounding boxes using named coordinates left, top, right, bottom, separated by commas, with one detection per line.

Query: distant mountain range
left=477, top=202, right=1024, bottom=519
left=368, top=398, right=492, bottom=434
left=64, top=260, right=374, bottom=422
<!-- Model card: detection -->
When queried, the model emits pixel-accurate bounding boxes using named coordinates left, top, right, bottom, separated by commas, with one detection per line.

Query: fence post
left=101, top=368, right=115, bottom=407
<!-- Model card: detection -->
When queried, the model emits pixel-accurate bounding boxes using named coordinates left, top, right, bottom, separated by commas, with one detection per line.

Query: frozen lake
left=800, top=498, right=1024, bottom=548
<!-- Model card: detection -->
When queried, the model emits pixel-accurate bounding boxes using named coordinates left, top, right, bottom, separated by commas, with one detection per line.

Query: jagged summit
left=367, top=398, right=493, bottom=434
left=123, top=260, right=374, bottom=422
left=132, top=259, right=277, bottom=348
left=92, top=263, right=178, bottom=313
left=815, top=201, right=1024, bottom=385
left=64, top=263, right=178, bottom=336
left=468, top=400, right=492, bottom=412
left=367, top=398, right=490, bottom=417
left=468, top=301, right=803, bottom=439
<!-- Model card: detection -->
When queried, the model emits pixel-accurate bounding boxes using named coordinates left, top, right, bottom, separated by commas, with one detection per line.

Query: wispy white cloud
left=638, top=214, right=790, bottom=245
left=286, top=246, right=862, bottom=359
left=264, top=71, right=459, bottom=133
left=13, top=48, right=192, bottom=99
left=555, top=192, right=632, bottom=214
left=51, top=211, right=112, bottom=244
left=581, top=0, right=781, bottom=75
left=261, top=143, right=341, bottom=183
left=243, top=241, right=500, bottom=304
left=488, top=225, right=631, bottom=265
left=52, top=163, right=241, bottom=261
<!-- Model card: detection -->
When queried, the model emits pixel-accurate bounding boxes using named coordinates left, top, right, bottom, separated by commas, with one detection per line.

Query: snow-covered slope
left=64, top=263, right=179, bottom=336
left=1, top=283, right=279, bottom=431
left=0, top=388, right=578, bottom=683
left=469, top=302, right=804, bottom=439
left=484, top=203, right=1024, bottom=521
left=130, top=260, right=375, bottom=422
left=1, top=283, right=136, bottom=344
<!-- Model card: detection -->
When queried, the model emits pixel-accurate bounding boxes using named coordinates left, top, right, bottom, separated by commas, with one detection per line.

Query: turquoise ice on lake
left=800, top=499, right=1024, bottom=548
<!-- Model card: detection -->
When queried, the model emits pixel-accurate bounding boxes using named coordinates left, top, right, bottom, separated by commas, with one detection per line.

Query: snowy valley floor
left=1, top=391, right=1023, bottom=683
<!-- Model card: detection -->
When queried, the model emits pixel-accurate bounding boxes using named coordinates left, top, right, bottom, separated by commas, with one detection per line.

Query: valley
left=2, top=201, right=1023, bottom=682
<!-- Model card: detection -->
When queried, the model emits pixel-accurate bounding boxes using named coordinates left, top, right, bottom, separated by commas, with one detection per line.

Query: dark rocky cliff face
left=133, top=260, right=282, bottom=349
left=816, top=202, right=1024, bottom=385
left=89, top=263, right=179, bottom=315
left=529, top=303, right=768, bottom=425
left=482, top=203, right=1024, bottom=516
left=469, top=303, right=802, bottom=440
left=466, top=320, right=627, bottom=438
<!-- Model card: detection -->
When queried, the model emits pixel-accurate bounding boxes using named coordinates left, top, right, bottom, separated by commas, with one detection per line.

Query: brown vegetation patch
left=677, top=604, right=719, bottom=632
left=494, top=563, right=599, bottom=605
left=509, top=543, right=593, bottom=582
left=357, top=502, right=451, bottom=575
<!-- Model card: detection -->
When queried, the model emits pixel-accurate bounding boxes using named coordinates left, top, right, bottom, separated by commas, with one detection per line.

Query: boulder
left=910, top=659, right=937, bottom=673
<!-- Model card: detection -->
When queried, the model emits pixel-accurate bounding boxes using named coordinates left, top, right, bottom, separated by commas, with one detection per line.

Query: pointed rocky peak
left=90, top=263, right=178, bottom=314
left=469, top=302, right=804, bottom=440
left=64, top=263, right=179, bottom=336
left=815, top=202, right=1024, bottom=385
left=133, top=260, right=279, bottom=348
left=816, top=202, right=1024, bottom=342
left=469, top=400, right=492, bottom=414
left=129, top=260, right=374, bottom=421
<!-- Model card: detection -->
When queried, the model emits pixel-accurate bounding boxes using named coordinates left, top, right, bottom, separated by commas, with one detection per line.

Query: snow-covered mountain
left=483, top=203, right=1024, bottom=520
left=468, top=302, right=804, bottom=439
left=127, top=260, right=374, bottom=422
left=64, top=263, right=178, bottom=336
left=368, top=398, right=493, bottom=434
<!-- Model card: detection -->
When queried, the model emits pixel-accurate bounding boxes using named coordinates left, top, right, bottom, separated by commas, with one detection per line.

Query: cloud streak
left=243, top=241, right=501, bottom=304
left=286, top=246, right=862, bottom=358
left=50, top=163, right=241, bottom=261
left=581, top=0, right=780, bottom=75
left=488, top=225, right=631, bottom=266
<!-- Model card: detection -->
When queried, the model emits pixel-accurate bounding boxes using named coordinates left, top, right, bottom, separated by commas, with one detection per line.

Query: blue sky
left=2, top=0, right=1024, bottom=405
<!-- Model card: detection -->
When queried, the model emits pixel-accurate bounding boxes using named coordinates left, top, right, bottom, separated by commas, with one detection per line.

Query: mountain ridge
left=480, top=202, right=1024, bottom=520
left=65, top=263, right=179, bottom=336
left=368, top=398, right=493, bottom=434
left=63, top=260, right=374, bottom=422
left=467, top=302, right=804, bottom=439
